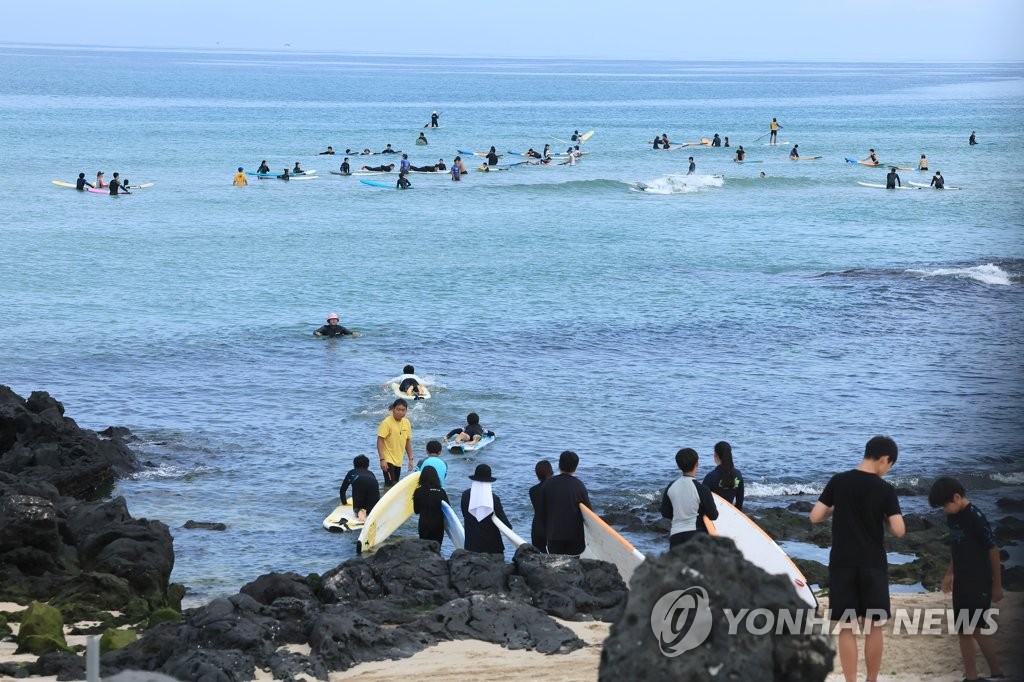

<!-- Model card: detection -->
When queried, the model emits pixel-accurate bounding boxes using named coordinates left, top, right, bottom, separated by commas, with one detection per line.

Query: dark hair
left=928, top=476, right=966, bottom=507
left=353, top=454, right=369, bottom=468
left=426, top=440, right=442, bottom=455
left=467, top=412, right=480, bottom=425
left=558, top=450, right=579, bottom=473
left=419, top=465, right=441, bottom=489
left=675, top=448, right=698, bottom=473
left=714, top=441, right=736, bottom=490
left=864, top=436, right=898, bottom=463
left=390, top=398, right=408, bottom=410
left=535, top=459, right=553, bottom=482
left=403, top=364, right=415, bottom=374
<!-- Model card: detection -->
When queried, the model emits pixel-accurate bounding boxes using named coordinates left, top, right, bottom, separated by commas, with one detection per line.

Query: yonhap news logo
left=649, top=586, right=713, bottom=656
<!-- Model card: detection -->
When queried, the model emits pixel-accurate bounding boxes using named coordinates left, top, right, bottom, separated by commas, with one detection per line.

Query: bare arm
left=376, top=436, right=386, bottom=468
left=887, top=513, right=906, bottom=538
left=405, top=435, right=413, bottom=469
left=809, top=501, right=833, bottom=524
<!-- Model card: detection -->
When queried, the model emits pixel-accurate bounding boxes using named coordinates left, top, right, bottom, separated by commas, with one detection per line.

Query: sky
left=3, top=1, right=1023, bottom=61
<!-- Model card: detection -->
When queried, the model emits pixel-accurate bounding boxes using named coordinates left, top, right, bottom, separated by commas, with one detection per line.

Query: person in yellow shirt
left=377, top=398, right=413, bottom=487
left=769, top=117, right=781, bottom=145
left=232, top=167, right=248, bottom=186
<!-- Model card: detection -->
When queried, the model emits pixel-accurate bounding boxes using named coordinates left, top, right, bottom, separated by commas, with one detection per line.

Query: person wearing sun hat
left=460, top=464, right=513, bottom=554
left=313, top=312, right=357, bottom=338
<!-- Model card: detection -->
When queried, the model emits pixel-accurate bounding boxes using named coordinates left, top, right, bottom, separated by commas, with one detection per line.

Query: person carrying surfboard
left=339, top=454, right=380, bottom=523
left=460, top=464, right=512, bottom=554
left=528, top=460, right=554, bottom=552
left=536, top=450, right=591, bottom=555
left=376, top=398, right=414, bottom=487
left=318, top=146, right=335, bottom=155
left=809, top=436, right=906, bottom=682
left=413, top=466, right=449, bottom=545
left=382, top=364, right=428, bottom=399
left=661, top=448, right=719, bottom=548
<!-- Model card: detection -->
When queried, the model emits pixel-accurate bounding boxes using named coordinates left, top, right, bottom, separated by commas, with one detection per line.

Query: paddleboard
left=579, top=503, right=645, bottom=585
left=323, top=498, right=364, bottom=533
left=704, top=494, right=817, bottom=608
left=856, top=181, right=915, bottom=190
left=409, top=170, right=446, bottom=174
left=446, top=433, right=495, bottom=455
left=492, top=515, right=526, bottom=548
left=360, top=179, right=397, bottom=188
left=442, top=500, right=465, bottom=549
left=389, top=381, right=431, bottom=399
left=908, top=181, right=962, bottom=190
left=356, top=471, right=420, bottom=553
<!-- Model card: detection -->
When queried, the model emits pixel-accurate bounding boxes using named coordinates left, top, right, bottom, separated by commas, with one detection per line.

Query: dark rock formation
left=182, top=520, right=228, bottom=531
left=600, top=533, right=834, bottom=682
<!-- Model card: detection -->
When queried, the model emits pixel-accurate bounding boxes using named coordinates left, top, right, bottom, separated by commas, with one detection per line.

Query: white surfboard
left=580, top=504, right=645, bottom=585
left=705, top=493, right=817, bottom=608
left=323, top=498, right=364, bottom=533
left=446, top=433, right=495, bottom=454
left=492, top=515, right=526, bottom=547
left=356, top=471, right=419, bottom=553
left=442, top=500, right=465, bottom=549
left=856, top=181, right=915, bottom=190
left=387, top=373, right=431, bottom=400
left=908, top=181, right=962, bottom=190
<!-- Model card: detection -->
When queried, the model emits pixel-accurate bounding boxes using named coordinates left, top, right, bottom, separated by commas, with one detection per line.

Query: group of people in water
left=69, top=170, right=135, bottom=194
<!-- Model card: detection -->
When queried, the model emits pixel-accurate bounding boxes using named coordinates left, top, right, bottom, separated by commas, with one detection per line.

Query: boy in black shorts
left=928, top=477, right=1004, bottom=682
left=810, top=435, right=906, bottom=682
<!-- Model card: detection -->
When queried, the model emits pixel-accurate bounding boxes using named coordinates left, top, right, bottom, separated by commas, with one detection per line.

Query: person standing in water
left=969, top=131, right=977, bottom=145
left=769, top=117, right=781, bottom=145
left=377, top=398, right=413, bottom=487
left=918, top=154, right=928, bottom=171
left=885, top=167, right=901, bottom=189
left=95, top=171, right=106, bottom=188
left=687, top=157, right=696, bottom=175
left=109, top=172, right=130, bottom=195
left=702, top=441, right=744, bottom=510
left=232, top=167, right=247, bottom=186
left=314, top=312, right=357, bottom=337
left=734, top=146, right=746, bottom=162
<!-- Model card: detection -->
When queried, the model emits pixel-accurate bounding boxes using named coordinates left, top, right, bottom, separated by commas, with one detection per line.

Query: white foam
left=907, top=263, right=1013, bottom=286
left=992, top=471, right=1024, bottom=484
left=745, top=481, right=825, bottom=497
left=629, top=174, right=724, bottom=194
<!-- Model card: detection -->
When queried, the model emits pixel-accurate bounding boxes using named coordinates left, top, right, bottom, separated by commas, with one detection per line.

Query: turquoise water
left=1, top=47, right=1022, bottom=604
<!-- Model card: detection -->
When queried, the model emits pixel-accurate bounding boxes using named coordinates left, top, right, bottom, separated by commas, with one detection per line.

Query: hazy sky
left=3, top=1, right=1023, bottom=61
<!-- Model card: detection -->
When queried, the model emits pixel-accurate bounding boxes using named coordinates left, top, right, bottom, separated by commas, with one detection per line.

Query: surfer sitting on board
left=461, top=464, right=512, bottom=554
left=95, top=171, right=106, bottom=188
left=702, top=441, right=744, bottom=510
left=790, top=144, right=800, bottom=160
left=863, top=149, right=879, bottom=165
left=314, top=312, right=357, bottom=338
left=661, top=447, right=719, bottom=548
left=446, top=412, right=494, bottom=446
left=339, top=158, right=351, bottom=175
left=413, top=466, right=449, bottom=545
left=339, top=455, right=380, bottom=523
left=361, top=163, right=395, bottom=173
left=383, top=364, right=428, bottom=399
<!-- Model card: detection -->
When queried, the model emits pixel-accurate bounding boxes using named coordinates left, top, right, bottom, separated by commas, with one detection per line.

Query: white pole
left=86, top=635, right=99, bottom=682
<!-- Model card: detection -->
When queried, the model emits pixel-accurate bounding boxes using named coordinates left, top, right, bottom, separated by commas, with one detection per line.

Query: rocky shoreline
left=2, top=385, right=1019, bottom=680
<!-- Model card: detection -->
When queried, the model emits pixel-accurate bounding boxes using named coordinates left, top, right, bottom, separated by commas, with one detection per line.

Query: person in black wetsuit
left=383, top=364, right=427, bottom=398
left=701, top=440, right=744, bottom=510
left=314, top=312, right=357, bottom=337
left=293, top=162, right=305, bottom=174
left=460, top=464, right=512, bottom=554
left=735, top=146, right=746, bottom=162
left=361, top=163, right=395, bottom=173
left=528, top=459, right=553, bottom=552
left=524, top=148, right=541, bottom=159
left=536, top=450, right=591, bottom=555
left=109, top=172, right=130, bottom=195
left=396, top=172, right=412, bottom=190
left=969, top=131, right=977, bottom=145
left=446, top=412, right=494, bottom=446
left=410, top=164, right=438, bottom=172
left=711, top=134, right=721, bottom=147
left=280, top=169, right=291, bottom=180
left=380, top=144, right=398, bottom=154
left=687, top=157, right=696, bottom=175
left=723, top=137, right=730, bottom=147
left=339, top=158, right=351, bottom=175
left=75, top=172, right=93, bottom=191
left=653, top=136, right=663, bottom=150
left=257, top=160, right=270, bottom=174
left=339, top=454, right=381, bottom=523
left=430, top=111, right=439, bottom=128
left=318, top=146, right=335, bottom=155
left=571, top=130, right=580, bottom=142
left=930, top=171, right=945, bottom=189
left=790, top=144, right=800, bottom=160
left=413, top=465, right=449, bottom=545
left=486, top=147, right=499, bottom=166
left=435, top=159, right=447, bottom=171
left=885, top=167, right=901, bottom=189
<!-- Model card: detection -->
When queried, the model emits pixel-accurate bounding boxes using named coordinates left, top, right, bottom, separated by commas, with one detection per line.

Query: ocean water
left=1, top=46, right=1022, bottom=605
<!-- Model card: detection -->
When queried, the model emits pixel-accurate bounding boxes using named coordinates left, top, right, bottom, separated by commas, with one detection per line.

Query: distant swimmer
left=711, top=134, right=721, bottom=147
left=430, top=111, right=440, bottom=128
left=339, top=158, right=351, bottom=175
left=759, top=171, right=766, bottom=179
left=95, top=171, right=106, bottom=188
left=396, top=172, right=412, bottom=190
left=109, top=172, right=130, bottom=195
left=919, top=154, right=928, bottom=171
left=416, top=132, right=428, bottom=146
left=486, top=146, right=499, bottom=166
left=863, top=149, right=879, bottom=165
left=969, top=131, right=977, bottom=145
left=687, top=156, right=695, bottom=175
left=257, top=160, right=270, bottom=174
left=790, top=144, right=800, bottom=160
left=735, top=146, right=746, bottom=161
left=232, top=167, right=247, bottom=186
left=886, top=167, right=901, bottom=189
left=723, top=136, right=730, bottom=148
left=930, top=171, right=945, bottom=189
left=75, top=172, right=94, bottom=191
left=381, top=144, right=398, bottom=154
left=436, top=158, right=447, bottom=171
left=361, top=163, right=395, bottom=172
left=293, top=162, right=305, bottom=174
left=318, top=146, right=335, bottom=155
left=361, top=148, right=373, bottom=155
left=314, top=312, right=357, bottom=338
left=399, top=154, right=411, bottom=174
left=769, top=117, right=782, bottom=145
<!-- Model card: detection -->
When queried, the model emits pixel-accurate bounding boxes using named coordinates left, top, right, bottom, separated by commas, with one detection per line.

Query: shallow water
left=1, top=47, right=1021, bottom=604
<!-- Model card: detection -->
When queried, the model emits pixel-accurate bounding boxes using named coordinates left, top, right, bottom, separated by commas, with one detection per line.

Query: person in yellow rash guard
left=377, top=398, right=413, bottom=487
left=233, top=167, right=248, bottom=186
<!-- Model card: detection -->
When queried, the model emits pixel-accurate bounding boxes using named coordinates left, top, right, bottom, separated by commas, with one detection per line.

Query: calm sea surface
left=1, top=46, right=1021, bottom=604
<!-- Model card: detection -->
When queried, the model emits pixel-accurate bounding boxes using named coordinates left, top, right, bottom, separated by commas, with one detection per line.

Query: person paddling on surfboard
left=486, top=147, right=499, bottom=166
left=445, top=412, right=494, bottom=447
left=460, top=464, right=512, bottom=554
left=413, top=466, right=449, bottom=545
left=76, top=173, right=94, bottom=191
left=380, top=144, right=398, bottom=154
left=536, top=450, right=591, bottom=555
left=661, top=448, right=719, bottom=548
left=339, top=454, right=380, bottom=523
left=383, top=364, right=428, bottom=399
left=318, top=146, right=335, bottom=155
left=436, top=158, right=447, bottom=171
left=377, top=398, right=413, bottom=487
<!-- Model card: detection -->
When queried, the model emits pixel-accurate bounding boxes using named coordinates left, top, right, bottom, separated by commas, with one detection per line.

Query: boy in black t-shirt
left=928, top=477, right=1004, bottom=682
left=810, top=436, right=906, bottom=682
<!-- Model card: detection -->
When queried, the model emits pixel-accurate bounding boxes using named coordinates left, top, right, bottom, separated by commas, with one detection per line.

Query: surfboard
left=329, top=171, right=352, bottom=176
left=908, top=181, right=962, bottom=190
left=704, top=494, right=817, bottom=608
left=791, top=157, right=822, bottom=161
left=492, top=515, right=526, bottom=547
left=248, top=173, right=317, bottom=180
left=442, top=500, right=465, bottom=549
left=389, top=381, right=431, bottom=399
left=579, top=130, right=595, bottom=142
left=123, top=182, right=155, bottom=189
left=856, top=181, right=915, bottom=190
left=87, top=187, right=133, bottom=195
left=356, top=471, right=420, bottom=553
left=52, top=180, right=78, bottom=188
left=353, top=171, right=394, bottom=176
left=458, top=150, right=498, bottom=158
left=579, top=503, right=645, bottom=585
left=446, top=433, right=495, bottom=455
left=360, top=179, right=397, bottom=188
left=733, top=159, right=763, bottom=164
left=323, top=498, right=364, bottom=533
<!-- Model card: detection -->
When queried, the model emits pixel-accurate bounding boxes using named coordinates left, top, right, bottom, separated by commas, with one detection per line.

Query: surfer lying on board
left=76, top=173, right=94, bottom=191
left=661, top=448, right=719, bottom=548
left=318, top=146, right=335, bottom=155
left=863, top=149, right=880, bottom=165
left=445, top=412, right=494, bottom=446
left=524, top=148, right=542, bottom=159
left=339, top=455, right=380, bottom=523
left=314, top=312, right=357, bottom=338
left=361, top=163, right=395, bottom=173
left=382, top=364, right=428, bottom=398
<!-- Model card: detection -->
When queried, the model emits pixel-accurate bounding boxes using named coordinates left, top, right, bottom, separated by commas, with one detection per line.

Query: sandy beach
left=1, top=592, right=1021, bottom=681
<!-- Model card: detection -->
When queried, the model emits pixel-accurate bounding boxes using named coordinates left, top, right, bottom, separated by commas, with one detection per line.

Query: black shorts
left=828, top=566, right=890, bottom=621
left=952, top=587, right=992, bottom=633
